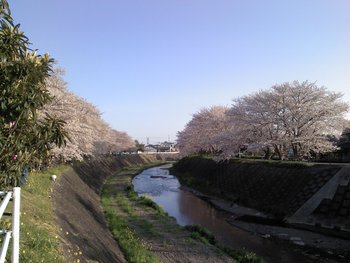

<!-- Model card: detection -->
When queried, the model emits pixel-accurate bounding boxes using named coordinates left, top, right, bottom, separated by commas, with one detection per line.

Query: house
left=143, top=141, right=178, bottom=153
left=144, top=145, right=159, bottom=153
left=159, top=141, right=179, bottom=152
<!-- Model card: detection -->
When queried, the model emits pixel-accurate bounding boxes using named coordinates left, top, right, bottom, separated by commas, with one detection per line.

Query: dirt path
left=104, top=169, right=236, bottom=263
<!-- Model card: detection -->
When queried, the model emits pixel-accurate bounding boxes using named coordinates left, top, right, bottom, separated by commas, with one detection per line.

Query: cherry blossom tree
left=177, top=81, right=349, bottom=161
left=42, top=70, right=135, bottom=161
left=228, top=81, right=349, bottom=160
left=177, top=106, right=230, bottom=156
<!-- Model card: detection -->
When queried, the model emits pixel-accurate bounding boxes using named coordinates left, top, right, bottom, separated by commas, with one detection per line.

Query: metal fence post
left=11, top=187, right=20, bottom=263
left=0, top=232, right=12, bottom=263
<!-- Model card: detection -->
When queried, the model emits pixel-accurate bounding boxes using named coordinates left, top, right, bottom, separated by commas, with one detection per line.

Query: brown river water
left=132, top=165, right=319, bottom=263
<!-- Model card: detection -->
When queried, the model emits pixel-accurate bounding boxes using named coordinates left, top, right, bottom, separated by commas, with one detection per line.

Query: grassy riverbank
left=101, top=164, right=263, bottom=263
left=102, top=163, right=164, bottom=263
left=20, top=166, right=68, bottom=263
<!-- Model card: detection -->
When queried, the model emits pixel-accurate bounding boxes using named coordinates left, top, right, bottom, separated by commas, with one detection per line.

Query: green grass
left=184, top=225, right=217, bottom=245
left=133, top=219, right=160, bottom=238
left=101, top=164, right=166, bottom=263
left=115, top=192, right=135, bottom=215
left=19, top=165, right=69, bottom=263
left=137, top=196, right=167, bottom=218
left=221, top=247, right=263, bottom=263
left=101, top=194, right=161, bottom=263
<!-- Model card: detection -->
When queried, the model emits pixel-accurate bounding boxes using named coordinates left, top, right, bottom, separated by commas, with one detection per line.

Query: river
left=132, top=165, right=315, bottom=263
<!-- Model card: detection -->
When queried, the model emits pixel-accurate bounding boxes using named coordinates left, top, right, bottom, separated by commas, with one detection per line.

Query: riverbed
left=132, top=165, right=326, bottom=263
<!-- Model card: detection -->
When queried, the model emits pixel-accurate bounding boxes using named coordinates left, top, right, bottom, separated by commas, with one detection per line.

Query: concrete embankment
left=52, top=154, right=173, bottom=263
left=171, top=156, right=350, bottom=238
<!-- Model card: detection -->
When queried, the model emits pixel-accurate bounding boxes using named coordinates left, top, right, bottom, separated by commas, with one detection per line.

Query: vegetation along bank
left=20, top=154, right=264, bottom=262
left=18, top=154, right=166, bottom=263
left=101, top=160, right=262, bottom=263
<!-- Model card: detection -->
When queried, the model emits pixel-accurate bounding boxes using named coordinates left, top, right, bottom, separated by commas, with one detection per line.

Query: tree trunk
left=263, top=146, right=272, bottom=159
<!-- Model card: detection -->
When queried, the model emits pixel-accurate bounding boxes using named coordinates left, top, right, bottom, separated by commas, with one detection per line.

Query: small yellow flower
left=22, top=250, right=25, bottom=254
left=66, top=231, right=69, bottom=235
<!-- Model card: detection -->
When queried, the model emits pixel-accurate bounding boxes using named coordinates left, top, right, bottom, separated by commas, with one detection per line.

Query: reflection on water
left=132, top=165, right=312, bottom=263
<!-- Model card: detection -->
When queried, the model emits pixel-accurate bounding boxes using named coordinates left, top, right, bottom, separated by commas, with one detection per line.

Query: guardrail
left=0, top=187, right=20, bottom=263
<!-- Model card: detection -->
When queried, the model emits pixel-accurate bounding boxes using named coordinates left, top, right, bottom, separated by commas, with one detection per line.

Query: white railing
left=0, top=187, right=20, bottom=263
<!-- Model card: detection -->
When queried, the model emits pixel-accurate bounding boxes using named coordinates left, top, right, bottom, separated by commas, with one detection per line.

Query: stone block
left=333, top=194, right=343, bottom=203
left=345, top=191, right=350, bottom=199
left=322, top=199, right=332, bottom=206
left=342, top=199, right=350, bottom=208
left=338, top=208, right=348, bottom=217
left=337, top=186, right=346, bottom=195
left=319, top=205, right=329, bottom=214
left=330, top=203, right=341, bottom=211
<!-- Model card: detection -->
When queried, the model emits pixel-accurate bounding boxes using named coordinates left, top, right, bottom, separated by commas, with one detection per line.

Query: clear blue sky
left=10, top=0, right=350, bottom=144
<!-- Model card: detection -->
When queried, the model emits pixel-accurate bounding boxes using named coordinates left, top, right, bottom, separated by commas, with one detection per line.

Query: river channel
left=132, top=165, right=316, bottom=263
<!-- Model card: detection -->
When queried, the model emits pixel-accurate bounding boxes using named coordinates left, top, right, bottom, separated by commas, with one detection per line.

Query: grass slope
left=20, top=166, right=68, bottom=263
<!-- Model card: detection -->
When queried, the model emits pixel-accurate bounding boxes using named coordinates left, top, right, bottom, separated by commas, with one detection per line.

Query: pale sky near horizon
left=10, top=0, right=350, bottom=144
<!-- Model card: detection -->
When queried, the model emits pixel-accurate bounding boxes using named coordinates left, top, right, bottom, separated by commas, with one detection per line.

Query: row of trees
left=177, top=81, right=350, bottom=161
left=43, top=70, right=135, bottom=161
left=0, top=0, right=134, bottom=186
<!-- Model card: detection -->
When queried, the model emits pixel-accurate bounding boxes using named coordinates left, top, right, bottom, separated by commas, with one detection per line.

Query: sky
left=10, top=0, right=350, bottom=144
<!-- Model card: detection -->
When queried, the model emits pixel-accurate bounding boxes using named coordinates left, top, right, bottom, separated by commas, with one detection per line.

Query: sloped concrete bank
left=171, top=156, right=350, bottom=238
left=52, top=154, right=171, bottom=263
